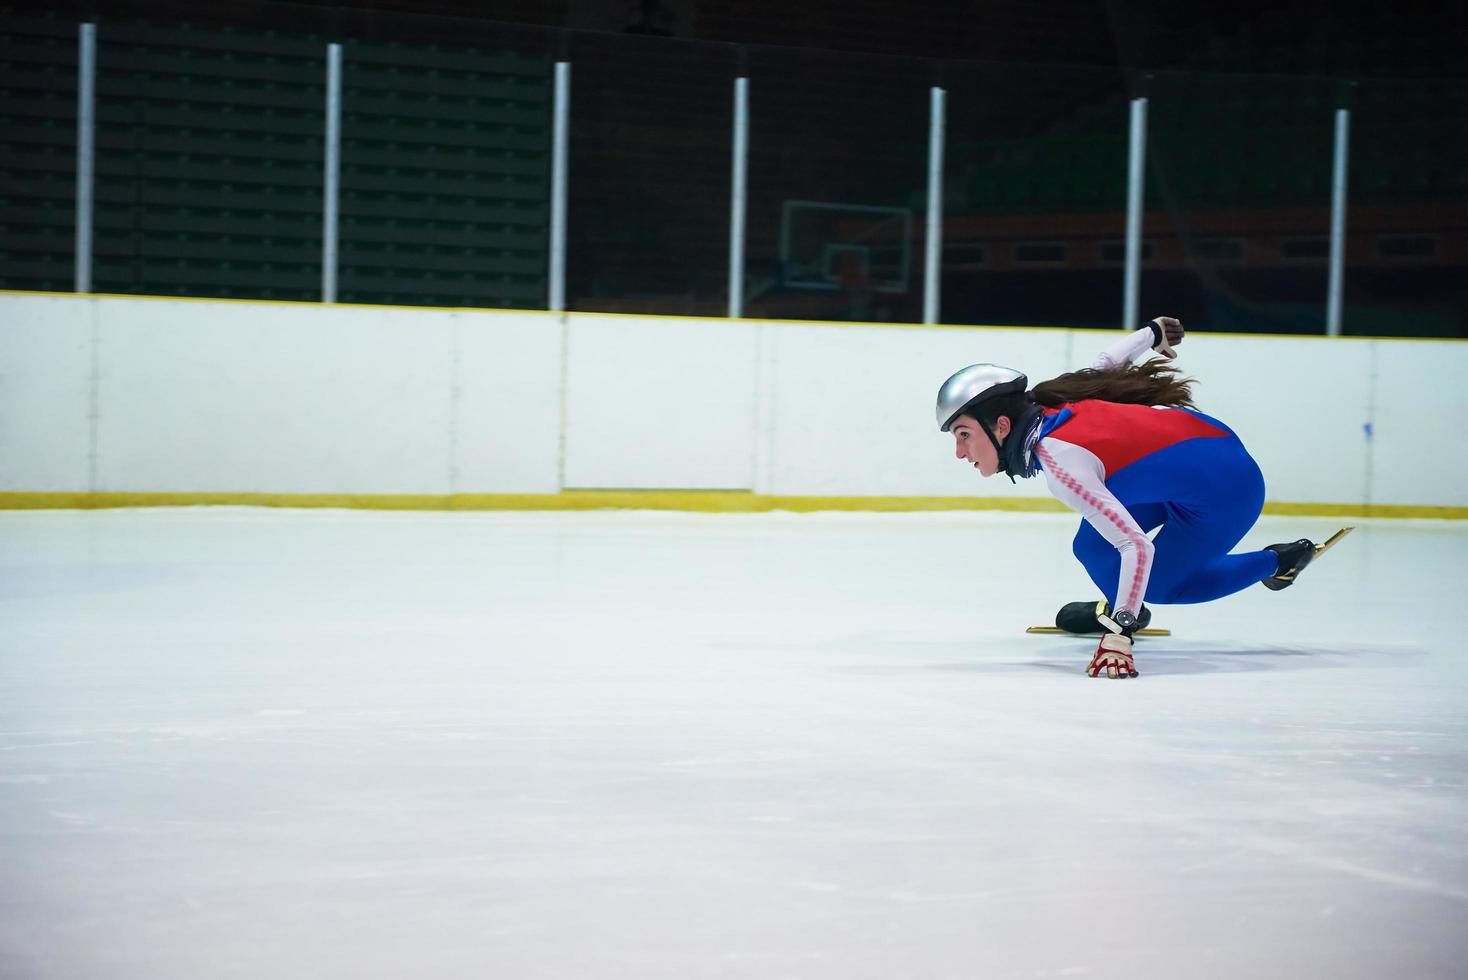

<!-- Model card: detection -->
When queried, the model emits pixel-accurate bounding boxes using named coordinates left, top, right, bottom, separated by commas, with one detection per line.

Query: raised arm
left=1091, top=317, right=1185, bottom=371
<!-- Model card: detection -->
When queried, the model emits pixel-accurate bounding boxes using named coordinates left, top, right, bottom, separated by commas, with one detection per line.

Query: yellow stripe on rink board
left=0, top=491, right=1069, bottom=514
left=0, top=491, right=1464, bottom=519
left=1260, top=501, right=1468, bottom=520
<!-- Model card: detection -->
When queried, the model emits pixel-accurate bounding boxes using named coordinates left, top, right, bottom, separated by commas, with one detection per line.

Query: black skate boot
left=1055, top=600, right=1152, bottom=635
left=1262, top=538, right=1316, bottom=591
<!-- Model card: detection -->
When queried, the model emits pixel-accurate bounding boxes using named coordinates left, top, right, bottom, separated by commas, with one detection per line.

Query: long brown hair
left=1030, top=359, right=1197, bottom=410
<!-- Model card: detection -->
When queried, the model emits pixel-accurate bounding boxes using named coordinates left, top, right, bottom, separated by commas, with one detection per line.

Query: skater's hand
left=1149, top=316, right=1183, bottom=359
left=1086, top=633, right=1139, bottom=679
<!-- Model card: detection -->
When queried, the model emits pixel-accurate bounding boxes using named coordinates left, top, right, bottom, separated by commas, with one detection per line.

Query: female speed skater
left=936, top=317, right=1338, bottom=680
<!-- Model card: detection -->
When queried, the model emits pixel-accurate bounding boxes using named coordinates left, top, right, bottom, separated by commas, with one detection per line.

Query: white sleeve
left=1090, top=326, right=1156, bottom=371
left=1033, top=438, right=1155, bottom=616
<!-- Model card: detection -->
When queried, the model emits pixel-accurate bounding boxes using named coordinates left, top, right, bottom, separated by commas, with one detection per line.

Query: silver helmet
left=936, top=363, right=1028, bottom=432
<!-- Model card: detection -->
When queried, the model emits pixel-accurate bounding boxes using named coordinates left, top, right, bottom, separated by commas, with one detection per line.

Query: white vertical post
left=549, top=61, right=570, bottom=313
left=728, top=76, right=749, bottom=319
left=1327, top=107, right=1350, bottom=337
left=923, top=86, right=946, bottom=325
left=322, top=43, right=342, bottom=302
left=1123, top=96, right=1148, bottom=329
left=75, top=23, right=96, bottom=294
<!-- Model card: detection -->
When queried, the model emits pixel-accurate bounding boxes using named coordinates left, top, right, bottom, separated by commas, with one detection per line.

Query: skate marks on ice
left=798, top=631, right=1424, bottom=678
left=982, top=638, right=1424, bottom=677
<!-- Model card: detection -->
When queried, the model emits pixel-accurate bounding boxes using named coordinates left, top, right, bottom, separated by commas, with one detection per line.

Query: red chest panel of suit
left=1041, top=400, right=1230, bottom=476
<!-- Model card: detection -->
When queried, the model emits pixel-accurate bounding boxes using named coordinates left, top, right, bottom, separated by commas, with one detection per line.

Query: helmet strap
left=978, top=418, right=1017, bottom=484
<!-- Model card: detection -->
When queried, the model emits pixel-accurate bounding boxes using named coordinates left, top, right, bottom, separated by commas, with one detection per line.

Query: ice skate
left=1262, top=527, right=1353, bottom=591
left=1054, top=599, right=1151, bottom=634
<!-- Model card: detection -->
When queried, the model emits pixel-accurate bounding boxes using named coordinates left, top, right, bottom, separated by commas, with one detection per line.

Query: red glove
left=1148, top=316, right=1184, bottom=359
left=1086, top=633, right=1139, bottom=679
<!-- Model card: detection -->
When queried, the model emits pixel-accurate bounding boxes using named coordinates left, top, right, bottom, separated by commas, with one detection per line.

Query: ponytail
left=1031, top=360, right=1197, bottom=410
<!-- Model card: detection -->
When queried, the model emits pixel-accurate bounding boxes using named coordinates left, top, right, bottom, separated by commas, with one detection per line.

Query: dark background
left=45, top=1, right=1456, bottom=77
left=4, top=0, right=1464, bottom=334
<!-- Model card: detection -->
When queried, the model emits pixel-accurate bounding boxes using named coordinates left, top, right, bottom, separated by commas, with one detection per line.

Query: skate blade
left=1026, top=626, right=1171, bottom=637
left=1315, top=526, right=1354, bottom=557
left=1273, top=526, right=1355, bottom=586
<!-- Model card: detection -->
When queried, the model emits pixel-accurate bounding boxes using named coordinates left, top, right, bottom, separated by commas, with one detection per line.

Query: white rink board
left=1, top=293, right=1465, bottom=507
left=452, top=309, right=563, bottom=493
left=1370, top=340, right=1468, bottom=507
left=0, top=295, right=565, bottom=496
left=761, top=322, right=1072, bottom=497
left=94, top=299, right=458, bottom=493
left=563, top=314, right=758, bottom=490
left=0, top=294, right=95, bottom=491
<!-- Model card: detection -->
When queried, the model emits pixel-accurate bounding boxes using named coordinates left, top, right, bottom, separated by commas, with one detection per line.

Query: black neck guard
left=998, top=399, right=1044, bottom=483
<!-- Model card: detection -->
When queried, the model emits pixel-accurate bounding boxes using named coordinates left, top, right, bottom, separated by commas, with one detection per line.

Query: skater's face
left=952, top=414, right=1011, bottom=478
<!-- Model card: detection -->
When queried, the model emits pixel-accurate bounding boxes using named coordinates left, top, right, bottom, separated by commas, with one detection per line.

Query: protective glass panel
left=742, top=46, right=933, bottom=323
left=564, top=30, right=735, bottom=316
left=4, top=6, right=1460, bottom=337
left=941, top=61, right=1130, bottom=328
left=1143, top=71, right=1343, bottom=335
left=89, top=19, right=326, bottom=301
left=337, top=14, right=552, bottom=309
left=1345, top=76, right=1466, bottom=338
left=0, top=12, right=81, bottom=292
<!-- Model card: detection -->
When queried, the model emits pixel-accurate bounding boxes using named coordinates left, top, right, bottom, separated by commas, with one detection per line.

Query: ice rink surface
left=2, top=507, right=1465, bottom=980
